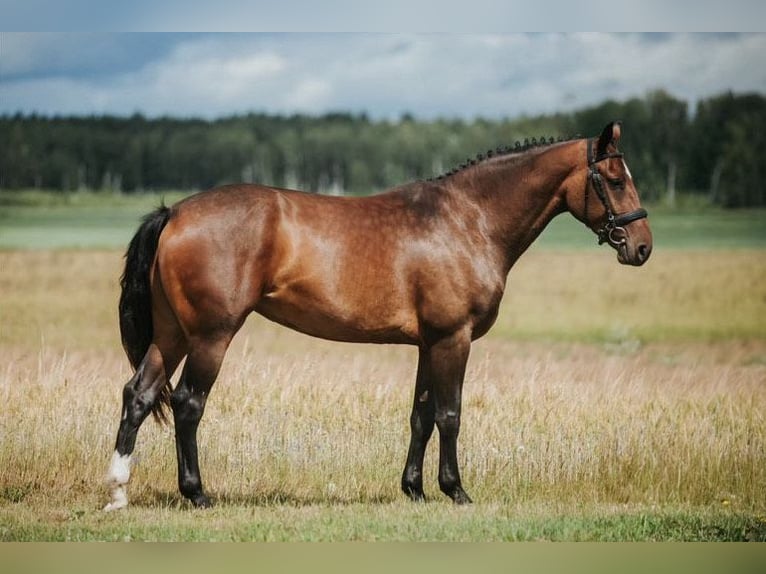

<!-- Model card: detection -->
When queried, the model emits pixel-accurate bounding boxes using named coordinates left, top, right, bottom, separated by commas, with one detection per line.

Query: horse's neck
left=457, top=144, right=578, bottom=269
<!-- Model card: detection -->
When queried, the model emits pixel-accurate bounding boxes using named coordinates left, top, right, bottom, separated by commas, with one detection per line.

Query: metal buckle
left=608, top=226, right=628, bottom=247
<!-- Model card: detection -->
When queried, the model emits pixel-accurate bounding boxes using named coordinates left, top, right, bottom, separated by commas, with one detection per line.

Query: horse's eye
left=608, top=178, right=625, bottom=190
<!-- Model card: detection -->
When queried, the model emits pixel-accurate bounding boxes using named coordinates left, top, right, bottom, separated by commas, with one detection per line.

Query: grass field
left=0, top=192, right=765, bottom=541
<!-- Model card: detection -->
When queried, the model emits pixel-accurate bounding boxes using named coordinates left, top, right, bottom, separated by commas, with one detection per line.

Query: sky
left=1, top=33, right=765, bottom=120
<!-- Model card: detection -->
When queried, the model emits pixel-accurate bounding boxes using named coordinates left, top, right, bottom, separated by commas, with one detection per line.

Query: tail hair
left=119, top=205, right=172, bottom=423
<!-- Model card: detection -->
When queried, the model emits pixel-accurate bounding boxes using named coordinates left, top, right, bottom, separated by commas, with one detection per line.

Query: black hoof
left=404, top=488, right=427, bottom=503
left=453, top=490, right=473, bottom=505
left=445, top=486, right=473, bottom=505
left=402, top=480, right=428, bottom=502
left=189, top=493, right=212, bottom=508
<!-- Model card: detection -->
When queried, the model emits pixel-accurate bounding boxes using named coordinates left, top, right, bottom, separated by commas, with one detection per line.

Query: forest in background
left=1, top=90, right=764, bottom=207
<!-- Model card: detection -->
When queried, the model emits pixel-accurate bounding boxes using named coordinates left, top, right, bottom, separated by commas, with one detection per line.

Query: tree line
left=1, top=90, right=764, bottom=207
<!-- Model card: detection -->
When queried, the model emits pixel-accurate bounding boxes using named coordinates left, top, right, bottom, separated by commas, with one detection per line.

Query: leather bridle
left=585, top=138, right=648, bottom=248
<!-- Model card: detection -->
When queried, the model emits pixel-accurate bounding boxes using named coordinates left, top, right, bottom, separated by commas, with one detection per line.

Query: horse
left=103, top=121, right=652, bottom=511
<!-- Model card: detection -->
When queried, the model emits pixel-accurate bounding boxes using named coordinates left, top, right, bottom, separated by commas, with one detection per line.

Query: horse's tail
left=118, top=205, right=172, bottom=422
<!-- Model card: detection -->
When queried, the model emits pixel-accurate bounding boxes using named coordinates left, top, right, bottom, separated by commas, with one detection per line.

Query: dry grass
left=1, top=337, right=764, bottom=510
left=498, top=248, right=766, bottom=341
left=0, top=250, right=765, bottom=539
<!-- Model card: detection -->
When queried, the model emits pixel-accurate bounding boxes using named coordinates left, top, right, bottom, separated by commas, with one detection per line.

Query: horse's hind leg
left=104, top=342, right=183, bottom=511
left=170, top=335, right=231, bottom=507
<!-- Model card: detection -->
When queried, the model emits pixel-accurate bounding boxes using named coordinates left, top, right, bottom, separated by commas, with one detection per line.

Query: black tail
left=119, top=205, right=172, bottom=423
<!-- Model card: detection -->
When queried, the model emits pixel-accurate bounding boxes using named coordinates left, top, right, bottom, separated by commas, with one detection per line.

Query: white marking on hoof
left=103, top=486, right=128, bottom=512
left=104, top=451, right=131, bottom=512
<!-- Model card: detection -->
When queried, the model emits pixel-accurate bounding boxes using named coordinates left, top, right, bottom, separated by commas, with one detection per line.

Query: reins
left=585, top=138, right=648, bottom=247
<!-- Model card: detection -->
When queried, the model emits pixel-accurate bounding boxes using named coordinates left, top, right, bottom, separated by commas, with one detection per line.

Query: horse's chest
left=416, top=270, right=504, bottom=338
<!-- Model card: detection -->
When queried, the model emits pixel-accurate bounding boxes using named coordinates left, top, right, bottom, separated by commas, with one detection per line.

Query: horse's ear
left=597, top=121, right=622, bottom=155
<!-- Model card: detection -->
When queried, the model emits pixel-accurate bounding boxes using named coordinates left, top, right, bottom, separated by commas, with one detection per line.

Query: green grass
left=0, top=190, right=191, bottom=250
left=2, top=501, right=764, bottom=541
left=1, top=189, right=765, bottom=250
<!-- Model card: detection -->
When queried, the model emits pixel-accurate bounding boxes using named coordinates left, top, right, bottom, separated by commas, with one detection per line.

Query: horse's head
left=568, top=121, right=652, bottom=266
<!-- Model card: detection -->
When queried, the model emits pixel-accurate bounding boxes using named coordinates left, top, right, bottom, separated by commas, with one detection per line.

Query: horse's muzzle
left=617, top=237, right=652, bottom=266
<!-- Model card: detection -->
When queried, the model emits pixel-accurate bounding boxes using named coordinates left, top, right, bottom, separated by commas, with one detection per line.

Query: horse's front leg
left=430, top=329, right=473, bottom=504
left=401, top=347, right=436, bottom=501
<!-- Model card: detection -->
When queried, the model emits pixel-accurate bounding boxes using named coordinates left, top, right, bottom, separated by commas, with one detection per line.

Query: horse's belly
left=254, top=293, right=419, bottom=345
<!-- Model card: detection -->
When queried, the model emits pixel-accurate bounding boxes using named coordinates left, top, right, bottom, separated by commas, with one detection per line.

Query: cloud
left=130, top=39, right=287, bottom=110
left=1, top=33, right=764, bottom=119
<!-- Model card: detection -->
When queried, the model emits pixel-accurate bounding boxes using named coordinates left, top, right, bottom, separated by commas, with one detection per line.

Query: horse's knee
left=435, top=409, right=460, bottom=435
left=410, top=406, right=435, bottom=435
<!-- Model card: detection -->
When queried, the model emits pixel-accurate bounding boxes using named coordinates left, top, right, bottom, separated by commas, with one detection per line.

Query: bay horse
left=104, top=121, right=651, bottom=511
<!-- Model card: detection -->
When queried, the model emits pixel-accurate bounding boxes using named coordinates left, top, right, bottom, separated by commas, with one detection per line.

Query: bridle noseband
left=586, top=138, right=648, bottom=248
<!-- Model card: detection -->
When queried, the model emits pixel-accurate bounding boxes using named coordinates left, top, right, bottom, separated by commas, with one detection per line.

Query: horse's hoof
left=103, top=499, right=128, bottom=512
left=402, top=482, right=427, bottom=502
left=451, top=488, right=473, bottom=505
left=190, top=494, right=212, bottom=508
left=407, top=490, right=427, bottom=503
left=103, top=484, right=129, bottom=512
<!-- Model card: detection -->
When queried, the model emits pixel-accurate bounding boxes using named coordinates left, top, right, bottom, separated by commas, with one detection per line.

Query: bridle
left=585, top=138, right=648, bottom=248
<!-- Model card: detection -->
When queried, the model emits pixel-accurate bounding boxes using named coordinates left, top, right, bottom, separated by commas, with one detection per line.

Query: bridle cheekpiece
left=585, top=138, right=648, bottom=248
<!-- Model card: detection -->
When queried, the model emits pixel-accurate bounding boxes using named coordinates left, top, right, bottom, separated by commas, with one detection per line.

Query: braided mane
left=429, top=134, right=581, bottom=182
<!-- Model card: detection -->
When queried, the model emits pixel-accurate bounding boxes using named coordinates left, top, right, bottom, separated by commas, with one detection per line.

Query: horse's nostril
left=637, top=243, right=649, bottom=261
